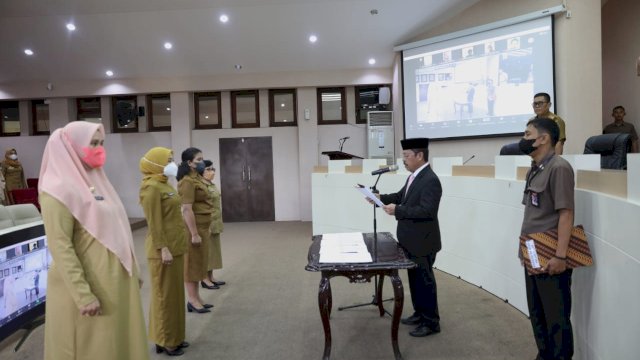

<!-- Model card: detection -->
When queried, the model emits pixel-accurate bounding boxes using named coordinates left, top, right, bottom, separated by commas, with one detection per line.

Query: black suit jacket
left=380, top=165, right=442, bottom=258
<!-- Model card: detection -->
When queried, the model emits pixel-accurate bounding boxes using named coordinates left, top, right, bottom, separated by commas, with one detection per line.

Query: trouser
left=525, top=269, right=574, bottom=360
left=407, top=252, right=439, bottom=328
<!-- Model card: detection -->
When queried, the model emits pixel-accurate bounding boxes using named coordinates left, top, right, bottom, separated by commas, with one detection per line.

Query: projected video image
left=0, top=237, right=49, bottom=326
left=403, top=16, right=554, bottom=140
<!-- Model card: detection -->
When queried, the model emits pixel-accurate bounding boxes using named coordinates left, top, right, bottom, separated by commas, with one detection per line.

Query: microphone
left=371, top=164, right=399, bottom=175
left=463, top=155, right=475, bottom=165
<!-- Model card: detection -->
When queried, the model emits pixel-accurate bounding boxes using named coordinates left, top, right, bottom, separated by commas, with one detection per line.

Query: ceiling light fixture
left=368, top=58, right=376, bottom=65
left=166, top=107, right=171, bottom=111
left=309, top=35, right=318, bottom=43
left=205, top=115, right=209, bottom=119
left=164, top=42, right=173, bottom=50
left=66, top=23, right=76, bottom=31
left=219, top=14, right=229, bottom=23
left=24, top=49, right=34, bottom=56
left=105, top=70, right=114, bottom=77
left=281, top=103, right=285, bottom=107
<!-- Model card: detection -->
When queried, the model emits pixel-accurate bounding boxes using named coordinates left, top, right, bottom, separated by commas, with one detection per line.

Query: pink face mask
left=81, top=146, right=106, bottom=168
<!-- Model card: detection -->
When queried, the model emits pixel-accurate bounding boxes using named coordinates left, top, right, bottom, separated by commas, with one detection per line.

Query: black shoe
left=203, top=303, right=214, bottom=309
left=187, top=302, right=211, bottom=313
left=409, top=323, right=440, bottom=337
left=401, top=314, right=422, bottom=326
left=155, top=345, right=185, bottom=356
left=200, top=281, right=220, bottom=290
left=212, top=280, right=226, bottom=286
left=177, top=341, right=190, bottom=349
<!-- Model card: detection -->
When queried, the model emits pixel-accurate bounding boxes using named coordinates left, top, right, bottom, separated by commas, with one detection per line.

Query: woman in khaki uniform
left=2, top=148, right=27, bottom=204
left=176, top=147, right=213, bottom=313
left=39, top=122, right=148, bottom=360
left=139, top=147, right=189, bottom=356
left=200, top=160, right=226, bottom=289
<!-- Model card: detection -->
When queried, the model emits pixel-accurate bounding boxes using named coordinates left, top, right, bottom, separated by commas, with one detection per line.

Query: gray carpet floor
left=0, top=221, right=536, bottom=359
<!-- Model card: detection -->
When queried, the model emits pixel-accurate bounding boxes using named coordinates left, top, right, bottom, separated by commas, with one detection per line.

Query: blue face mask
left=195, top=161, right=206, bottom=175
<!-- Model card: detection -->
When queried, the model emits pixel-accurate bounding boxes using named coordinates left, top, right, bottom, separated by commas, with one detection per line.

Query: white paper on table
left=355, top=185, right=384, bottom=207
left=319, top=232, right=372, bottom=263
left=525, top=239, right=541, bottom=269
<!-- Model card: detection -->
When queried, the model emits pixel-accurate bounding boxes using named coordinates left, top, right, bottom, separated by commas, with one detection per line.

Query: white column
left=170, top=92, right=194, bottom=155
left=48, top=98, right=73, bottom=131
left=18, top=100, right=31, bottom=136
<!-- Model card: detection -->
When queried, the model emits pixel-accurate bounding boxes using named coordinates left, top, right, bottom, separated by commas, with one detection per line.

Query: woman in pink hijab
left=39, top=121, right=149, bottom=360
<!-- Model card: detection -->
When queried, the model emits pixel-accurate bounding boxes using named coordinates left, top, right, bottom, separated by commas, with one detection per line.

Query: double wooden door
left=219, top=137, right=275, bottom=222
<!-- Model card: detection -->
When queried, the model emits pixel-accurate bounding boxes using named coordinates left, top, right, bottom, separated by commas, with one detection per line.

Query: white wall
left=601, top=0, right=640, bottom=130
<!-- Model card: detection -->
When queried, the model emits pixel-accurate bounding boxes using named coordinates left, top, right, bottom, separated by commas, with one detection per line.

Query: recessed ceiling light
left=281, top=103, right=285, bottom=107
left=219, top=14, right=229, bottom=23
left=368, top=58, right=376, bottom=65
left=66, top=23, right=76, bottom=31
left=205, top=115, right=209, bottom=119
left=166, top=107, right=171, bottom=111
left=309, top=35, right=318, bottom=43
left=24, top=49, right=34, bottom=56
left=105, top=70, right=114, bottom=77
left=234, top=64, right=242, bottom=70
left=164, top=42, right=173, bottom=50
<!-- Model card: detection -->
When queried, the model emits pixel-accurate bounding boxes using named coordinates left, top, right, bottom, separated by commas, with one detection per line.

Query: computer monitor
left=0, top=221, right=49, bottom=343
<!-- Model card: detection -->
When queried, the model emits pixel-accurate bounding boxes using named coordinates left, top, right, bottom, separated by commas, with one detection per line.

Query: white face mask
left=9, top=154, right=17, bottom=160
left=163, top=162, right=178, bottom=177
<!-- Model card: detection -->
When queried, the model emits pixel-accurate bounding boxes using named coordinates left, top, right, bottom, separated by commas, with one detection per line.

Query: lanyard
left=525, top=154, right=555, bottom=192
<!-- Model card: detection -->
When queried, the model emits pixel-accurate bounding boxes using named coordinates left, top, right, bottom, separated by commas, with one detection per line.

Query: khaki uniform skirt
left=184, top=215, right=211, bottom=281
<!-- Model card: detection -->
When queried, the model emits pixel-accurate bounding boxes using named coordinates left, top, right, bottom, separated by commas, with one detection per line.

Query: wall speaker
left=379, top=87, right=391, bottom=105
left=138, top=106, right=145, bottom=117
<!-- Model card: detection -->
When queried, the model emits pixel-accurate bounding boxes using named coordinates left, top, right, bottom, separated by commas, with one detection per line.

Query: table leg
left=376, top=273, right=385, bottom=317
left=318, top=274, right=332, bottom=360
left=390, top=271, right=404, bottom=360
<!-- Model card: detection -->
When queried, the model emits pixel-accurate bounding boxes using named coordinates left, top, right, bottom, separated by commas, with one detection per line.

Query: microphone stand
left=339, top=138, right=346, bottom=152
left=338, top=173, right=392, bottom=315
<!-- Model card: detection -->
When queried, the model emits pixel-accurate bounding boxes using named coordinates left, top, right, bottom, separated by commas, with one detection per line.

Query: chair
left=10, top=188, right=40, bottom=211
left=5, top=204, right=42, bottom=226
left=583, top=133, right=631, bottom=170
left=499, top=142, right=526, bottom=156
left=0, top=205, right=15, bottom=230
left=26, top=178, right=39, bottom=189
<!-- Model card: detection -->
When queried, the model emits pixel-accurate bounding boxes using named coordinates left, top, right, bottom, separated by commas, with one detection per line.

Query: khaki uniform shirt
left=531, top=112, right=566, bottom=142
left=178, top=171, right=214, bottom=217
left=521, top=155, right=574, bottom=235
left=206, top=182, right=224, bottom=234
left=603, top=121, right=638, bottom=141
left=139, top=179, right=188, bottom=259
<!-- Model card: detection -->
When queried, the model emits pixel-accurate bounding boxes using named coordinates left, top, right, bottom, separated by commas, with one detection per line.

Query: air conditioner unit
left=367, top=111, right=394, bottom=164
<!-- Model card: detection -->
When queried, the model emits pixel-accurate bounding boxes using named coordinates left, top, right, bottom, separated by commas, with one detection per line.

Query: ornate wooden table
left=305, top=232, right=416, bottom=360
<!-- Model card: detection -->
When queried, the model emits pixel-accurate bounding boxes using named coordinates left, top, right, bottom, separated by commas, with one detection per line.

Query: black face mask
left=519, top=138, right=538, bottom=155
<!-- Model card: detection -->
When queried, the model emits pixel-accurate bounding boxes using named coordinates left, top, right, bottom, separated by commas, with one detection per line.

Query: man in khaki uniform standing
left=603, top=105, right=638, bottom=153
left=531, top=92, right=566, bottom=155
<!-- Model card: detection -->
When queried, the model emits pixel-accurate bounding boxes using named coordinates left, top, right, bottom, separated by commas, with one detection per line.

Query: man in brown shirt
left=603, top=105, right=638, bottom=153
left=519, top=118, right=575, bottom=360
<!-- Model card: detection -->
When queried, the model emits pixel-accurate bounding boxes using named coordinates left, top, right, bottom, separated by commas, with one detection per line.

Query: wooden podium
left=321, top=151, right=363, bottom=160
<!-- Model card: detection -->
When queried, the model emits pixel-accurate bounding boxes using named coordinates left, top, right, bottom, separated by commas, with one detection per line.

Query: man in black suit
left=378, top=138, right=442, bottom=337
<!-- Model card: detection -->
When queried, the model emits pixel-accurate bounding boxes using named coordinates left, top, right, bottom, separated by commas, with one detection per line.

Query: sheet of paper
left=319, top=232, right=372, bottom=263
left=525, top=239, right=541, bottom=269
left=356, top=185, right=384, bottom=207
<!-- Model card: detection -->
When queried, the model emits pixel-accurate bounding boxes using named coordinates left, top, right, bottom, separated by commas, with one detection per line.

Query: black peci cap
left=400, top=138, right=429, bottom=150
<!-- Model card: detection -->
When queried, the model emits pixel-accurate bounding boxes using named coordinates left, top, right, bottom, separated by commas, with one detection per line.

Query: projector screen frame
left=398, top=7, right=563, bottom=142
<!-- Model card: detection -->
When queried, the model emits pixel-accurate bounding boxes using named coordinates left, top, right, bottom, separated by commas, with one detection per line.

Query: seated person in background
left=531, top=92, right=566, bottom=155
left=603, top=105, right=638, bottom=153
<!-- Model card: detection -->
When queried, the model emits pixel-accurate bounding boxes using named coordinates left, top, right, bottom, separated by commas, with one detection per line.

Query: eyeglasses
left=532, top=101, right=548, bottom=107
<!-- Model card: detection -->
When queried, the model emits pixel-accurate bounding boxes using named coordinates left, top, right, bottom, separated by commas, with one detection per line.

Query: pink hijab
left=39, top=121, right=137, bottom=276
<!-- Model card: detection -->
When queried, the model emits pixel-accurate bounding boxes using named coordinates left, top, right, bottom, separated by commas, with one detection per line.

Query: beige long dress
left=40, top=192, right=149, bottom=360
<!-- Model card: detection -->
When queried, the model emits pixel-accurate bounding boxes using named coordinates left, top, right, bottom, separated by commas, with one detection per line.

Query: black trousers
left=525, top=269, right=574, bottom=360
left=407, top=252, right=439, bottom=328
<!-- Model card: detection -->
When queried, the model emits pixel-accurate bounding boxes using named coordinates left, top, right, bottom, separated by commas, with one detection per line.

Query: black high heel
left=203, top=303, right=213, bottom=309
left=212, top=280, right=226, bottom=286
left=200, top=281, right=219, bottom=289
left=177, top=341, right=190, bottom=349
left=187, top=302, right=211, bottom=313
left=155, top=345, right=185, bottom=356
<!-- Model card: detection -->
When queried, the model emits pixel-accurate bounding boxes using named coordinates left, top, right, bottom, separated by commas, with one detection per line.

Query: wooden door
left=219, top=137, right=275, bottom=222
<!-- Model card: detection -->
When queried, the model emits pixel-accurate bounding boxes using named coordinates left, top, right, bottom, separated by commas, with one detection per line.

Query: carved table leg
left=377, top=273, right=385, bottom=317
left=390, top=271, right=404, bottom=360
left=318, top=273, right=332, bottom=360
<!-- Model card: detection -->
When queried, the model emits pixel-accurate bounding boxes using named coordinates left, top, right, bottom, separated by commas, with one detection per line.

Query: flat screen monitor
left=0, top=222, right=49, bottom=343
left=402, top=16, right=555, bottom=140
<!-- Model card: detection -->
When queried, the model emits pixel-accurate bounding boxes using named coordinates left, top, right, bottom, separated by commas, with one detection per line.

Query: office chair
left=583, top=133, right=631, bottom=170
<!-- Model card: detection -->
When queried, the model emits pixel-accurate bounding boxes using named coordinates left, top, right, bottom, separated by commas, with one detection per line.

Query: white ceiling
left=0, top=0, right=479, bottom=84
